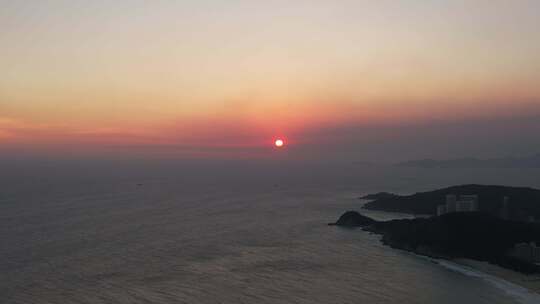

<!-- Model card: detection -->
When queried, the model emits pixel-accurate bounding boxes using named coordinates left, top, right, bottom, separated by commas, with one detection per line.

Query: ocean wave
left=436, top=259, right=540, bottom=304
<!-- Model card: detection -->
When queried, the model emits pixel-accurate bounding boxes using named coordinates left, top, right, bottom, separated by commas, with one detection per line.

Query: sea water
left=2, top=160, right=540, bottom=303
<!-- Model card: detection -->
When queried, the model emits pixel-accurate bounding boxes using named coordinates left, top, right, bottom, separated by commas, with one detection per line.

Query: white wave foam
left=436, top=259, right=540, bottom=304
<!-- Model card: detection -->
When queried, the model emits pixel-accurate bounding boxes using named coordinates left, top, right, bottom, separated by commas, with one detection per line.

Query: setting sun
left=2, top=1, right=540, bottom=303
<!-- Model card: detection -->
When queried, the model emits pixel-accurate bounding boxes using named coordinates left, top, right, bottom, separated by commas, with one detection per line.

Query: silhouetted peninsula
left=359, top=192, right=397, bottom=200
left=362, top=184, right=540, bottom=220
left=328, top=211, right=376, bottom=227
left=331, top=211, right=540, bottom=274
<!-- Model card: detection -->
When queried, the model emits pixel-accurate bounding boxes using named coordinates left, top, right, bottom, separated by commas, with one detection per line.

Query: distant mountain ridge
left=397, top=153, right=540, bottom=168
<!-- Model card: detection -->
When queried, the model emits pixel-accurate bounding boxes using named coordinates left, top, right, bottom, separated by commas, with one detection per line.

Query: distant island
left=362, top=184, right=540, bottom=221
left=397, top=153, right=540, bottom=168
left=329, top=211, right=540, bottom=274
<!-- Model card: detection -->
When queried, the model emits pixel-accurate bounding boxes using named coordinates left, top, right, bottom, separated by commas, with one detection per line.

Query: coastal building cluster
left=434, top=194, right=540, bottom=265
left=437, top=195, right=479, bottom=216
left=509, top=242, right=540, bottom=264
left=435, top=195, right=537, bottom=223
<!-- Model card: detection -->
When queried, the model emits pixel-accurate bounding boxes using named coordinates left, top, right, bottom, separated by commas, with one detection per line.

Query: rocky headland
left=330, top=211, right=540, bottom=274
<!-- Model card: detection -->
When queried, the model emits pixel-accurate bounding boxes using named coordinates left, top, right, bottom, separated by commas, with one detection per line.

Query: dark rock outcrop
left=329, top=211, right=376, bottom=227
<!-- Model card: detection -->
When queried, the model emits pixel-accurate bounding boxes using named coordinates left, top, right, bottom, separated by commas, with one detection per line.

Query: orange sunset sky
left=1, top=1, right=540, bottom=160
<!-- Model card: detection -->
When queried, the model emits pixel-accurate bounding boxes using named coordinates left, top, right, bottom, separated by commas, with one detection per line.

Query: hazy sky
left=1, top=1, right=539, bottom=161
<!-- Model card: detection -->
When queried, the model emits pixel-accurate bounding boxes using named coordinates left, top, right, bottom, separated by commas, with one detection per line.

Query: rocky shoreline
left=330, top=210, right=540, bottom=295
left=330, top=211, right=540, bottom=274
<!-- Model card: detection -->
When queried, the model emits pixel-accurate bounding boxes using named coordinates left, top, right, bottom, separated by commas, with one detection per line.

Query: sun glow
left=274, top=139, right=284, bottom=147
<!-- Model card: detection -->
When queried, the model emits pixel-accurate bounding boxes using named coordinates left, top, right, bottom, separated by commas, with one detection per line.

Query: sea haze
left=2, top=160, right=540, bottom=303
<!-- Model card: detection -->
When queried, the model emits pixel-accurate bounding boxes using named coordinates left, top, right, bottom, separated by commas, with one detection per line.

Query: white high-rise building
left=437, top=205, right=447, bottom=216
left=445, top=194, right=457, bottom=213
left=437, top=194, right=479, bottom=215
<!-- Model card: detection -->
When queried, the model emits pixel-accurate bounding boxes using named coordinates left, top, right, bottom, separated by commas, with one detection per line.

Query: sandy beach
left=453, top=258, right=540, bottom=294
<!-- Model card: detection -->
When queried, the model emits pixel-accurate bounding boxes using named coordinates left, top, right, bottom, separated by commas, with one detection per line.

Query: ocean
left=2, top=160, right=540, bottom=303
